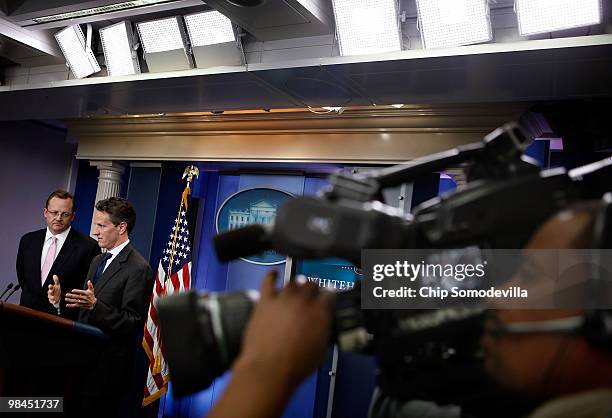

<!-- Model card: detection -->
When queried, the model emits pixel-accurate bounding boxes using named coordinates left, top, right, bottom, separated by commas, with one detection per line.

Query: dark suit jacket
left=16, top=227, right=100, bottom=320
left=78, top=243, right=154, bottom=396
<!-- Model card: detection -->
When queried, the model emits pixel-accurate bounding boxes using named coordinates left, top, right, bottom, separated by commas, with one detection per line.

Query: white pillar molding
left=89, top=160, right=125, bottom=236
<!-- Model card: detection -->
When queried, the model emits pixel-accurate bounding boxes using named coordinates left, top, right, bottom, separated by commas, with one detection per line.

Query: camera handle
left=323, top=122, right=534, bottom=203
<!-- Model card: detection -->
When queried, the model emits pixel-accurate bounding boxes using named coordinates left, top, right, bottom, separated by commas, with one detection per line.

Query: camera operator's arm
left=208, top=271, right=334, bottom=418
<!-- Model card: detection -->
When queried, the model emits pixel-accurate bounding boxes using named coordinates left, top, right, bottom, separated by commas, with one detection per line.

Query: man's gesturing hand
left=65, top=280, right=97, bottom=310
left=47, top=275, right=61, bottom=305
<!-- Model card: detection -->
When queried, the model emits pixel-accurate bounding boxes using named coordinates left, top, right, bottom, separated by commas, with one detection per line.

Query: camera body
left=158, top=122, right=612, bottom=400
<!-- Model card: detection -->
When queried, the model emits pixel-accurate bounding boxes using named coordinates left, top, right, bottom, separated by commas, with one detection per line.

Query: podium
left=0, top=302, right=107, bottom=408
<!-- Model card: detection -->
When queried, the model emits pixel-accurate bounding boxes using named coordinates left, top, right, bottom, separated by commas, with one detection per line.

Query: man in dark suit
left=48, top=196, right=154, bottom=417
left=16, top=189, right=100, bottom=320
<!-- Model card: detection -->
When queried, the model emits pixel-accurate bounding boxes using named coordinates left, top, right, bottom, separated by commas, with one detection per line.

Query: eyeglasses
left=47, top=210, right=73, bottom=219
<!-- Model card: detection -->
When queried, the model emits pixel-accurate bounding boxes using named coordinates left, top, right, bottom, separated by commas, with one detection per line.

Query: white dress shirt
left=102, top=239, right=130, bottom=272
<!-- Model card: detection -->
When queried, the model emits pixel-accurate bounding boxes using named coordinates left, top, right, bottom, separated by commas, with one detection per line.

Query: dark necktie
left=92, top=252, right=113, bottom=285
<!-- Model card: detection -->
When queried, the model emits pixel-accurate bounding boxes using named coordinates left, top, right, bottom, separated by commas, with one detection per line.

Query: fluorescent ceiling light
left=34, top=0, right=179, bottom=24
left=331, top=0, right=402, bottom=56
left=100, top=21, right=141, bottom=76
left=54, top=25, right=101, bottom=79
left=136, top=16, right=187, bottom=54
left=515, top=0, right=602, bottom=36
left=184, top=10, right=235, bottom=46
left=416, top=0, right=492, bottom=49
left=136, top=16, right=192, bottom=72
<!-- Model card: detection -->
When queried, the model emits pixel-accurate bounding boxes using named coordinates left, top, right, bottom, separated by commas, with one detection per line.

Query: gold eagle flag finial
left=182, top=165, right=199, bottom=187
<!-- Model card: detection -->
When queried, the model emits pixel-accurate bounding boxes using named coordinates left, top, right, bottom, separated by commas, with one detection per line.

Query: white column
left=90, top=161, right=125, bottom=236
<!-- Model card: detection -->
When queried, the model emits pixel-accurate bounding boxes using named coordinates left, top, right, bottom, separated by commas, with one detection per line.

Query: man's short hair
left=95, top=197, right=136, bottom=234
left=45, top=190, right=75, bottom=212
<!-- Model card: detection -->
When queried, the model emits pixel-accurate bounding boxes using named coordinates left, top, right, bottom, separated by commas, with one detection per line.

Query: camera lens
left=158, top=290, right=257, bottom=396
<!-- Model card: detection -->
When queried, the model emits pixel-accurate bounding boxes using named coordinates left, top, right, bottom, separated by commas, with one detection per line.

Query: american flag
left=142, top=185, right=193, bottom=406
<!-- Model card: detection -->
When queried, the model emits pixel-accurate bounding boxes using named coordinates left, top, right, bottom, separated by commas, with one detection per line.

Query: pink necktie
left=41, top=237, right=57, bottom=285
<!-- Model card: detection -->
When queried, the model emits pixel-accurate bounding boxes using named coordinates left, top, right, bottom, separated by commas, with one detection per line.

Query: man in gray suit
left=49, top=196, right=154, bottom=417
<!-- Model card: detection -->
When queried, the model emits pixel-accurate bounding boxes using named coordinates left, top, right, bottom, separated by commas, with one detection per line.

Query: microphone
left=4, top=284, right=21, bottom=302
left=0, top=283, right=14, bottom=300
left=213, top=224, right=271, bottom=262
left=213, top=196, right=410, bottom=265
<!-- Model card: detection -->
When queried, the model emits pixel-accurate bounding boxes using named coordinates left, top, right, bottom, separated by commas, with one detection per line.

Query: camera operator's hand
left=239, top=271, right=334, bottom=386
left=209, top=270, right=335, bottom=418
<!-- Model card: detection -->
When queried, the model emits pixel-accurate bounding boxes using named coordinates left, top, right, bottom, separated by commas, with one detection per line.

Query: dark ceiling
left=0, top=0, right=610, bottom=120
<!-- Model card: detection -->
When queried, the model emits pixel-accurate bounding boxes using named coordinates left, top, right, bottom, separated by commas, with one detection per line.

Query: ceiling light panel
left=136, top=16, right=186, bottom=54
left=416, top=0, right=492, bottom=49
left=332, top=0, right=402, bottom=56
left=34, top=0, right=179, bottom=23
left=185, top=10, right=235, bottom=47
left=54, top=25, right=101, bottom=79
left=515, top=0, right=602, bottom=36
left=100, top=21, right=141, bottom=76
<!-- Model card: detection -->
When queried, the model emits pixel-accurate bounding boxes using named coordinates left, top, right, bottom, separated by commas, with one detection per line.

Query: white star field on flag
left=162, top=213, right=192, bottom=273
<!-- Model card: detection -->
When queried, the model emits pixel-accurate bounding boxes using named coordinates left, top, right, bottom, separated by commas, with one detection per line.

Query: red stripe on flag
left=182, top=264, right=190, bottom=288
left=153, top=372, right=165, bottom=389
left=149, top=302, right=158, bottom=324
left=155, top=273, right=164, bottom=293
left=144, top=328, right=154, bottom=350
left=170, top=271, right=180, bottom=292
